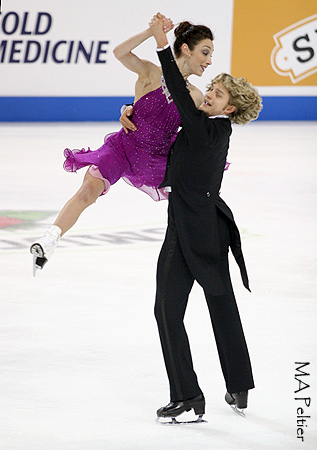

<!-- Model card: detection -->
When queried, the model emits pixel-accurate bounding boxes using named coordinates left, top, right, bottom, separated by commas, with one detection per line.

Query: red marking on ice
left=0, top=217, right=23, bottom=229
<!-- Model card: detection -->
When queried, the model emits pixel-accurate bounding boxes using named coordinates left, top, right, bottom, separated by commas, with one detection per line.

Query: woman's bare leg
left=53, top=169, right=106, bottom=236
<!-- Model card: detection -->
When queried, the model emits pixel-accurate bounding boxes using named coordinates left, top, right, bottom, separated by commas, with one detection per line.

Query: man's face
left=199, top=82, right=236, bottom=117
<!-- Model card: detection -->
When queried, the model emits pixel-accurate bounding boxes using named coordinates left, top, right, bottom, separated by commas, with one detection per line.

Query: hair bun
left=172, top=21, right=214, bottom=58
left=174, top=21, right=193, bottom=37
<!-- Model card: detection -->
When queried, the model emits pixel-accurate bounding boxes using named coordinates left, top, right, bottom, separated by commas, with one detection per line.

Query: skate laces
left=41, top=226, right=61, bottom=246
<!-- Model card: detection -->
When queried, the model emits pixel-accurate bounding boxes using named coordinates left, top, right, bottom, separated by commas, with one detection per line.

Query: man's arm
left=150, top=15, right=210, bottom=148
left=158, top=47, right=209, bottom=146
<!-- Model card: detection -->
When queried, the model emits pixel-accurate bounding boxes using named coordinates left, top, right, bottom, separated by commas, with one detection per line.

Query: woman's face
left=186, top=39, right=214, bottom=76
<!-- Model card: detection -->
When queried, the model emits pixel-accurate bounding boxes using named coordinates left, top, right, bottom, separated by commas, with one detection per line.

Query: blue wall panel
left=0, top=96, right=316, bottom=121
left=0, top=97, right=134, bottom=122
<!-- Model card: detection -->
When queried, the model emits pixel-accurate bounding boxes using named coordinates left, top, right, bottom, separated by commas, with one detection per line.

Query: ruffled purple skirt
left=63, top=132, right=230, bottom=202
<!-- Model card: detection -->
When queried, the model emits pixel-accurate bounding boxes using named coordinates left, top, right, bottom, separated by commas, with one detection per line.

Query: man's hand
left=120, top=106, right=137, bottom=134
left=163, top=16, right=174, bottom=33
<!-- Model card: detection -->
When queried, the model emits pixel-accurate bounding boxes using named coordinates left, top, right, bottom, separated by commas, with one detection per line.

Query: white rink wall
left=0, top=0, right=234, bottom=96
left=0, top=0, right=316, bottom=120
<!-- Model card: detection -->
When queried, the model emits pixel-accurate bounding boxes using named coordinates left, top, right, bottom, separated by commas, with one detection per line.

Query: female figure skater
left=30, top=16, right=214, bottom=274
left=149, top=14, right=262, bottom=422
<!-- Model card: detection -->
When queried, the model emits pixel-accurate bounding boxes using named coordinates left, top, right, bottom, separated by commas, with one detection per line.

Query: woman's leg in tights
left=31, top=169, right=105, bottom=267
left=53, top=169, right=105, bottom=237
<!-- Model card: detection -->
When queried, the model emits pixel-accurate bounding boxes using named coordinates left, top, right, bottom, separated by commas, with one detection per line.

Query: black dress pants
left=154, top=213, right=254, bottom=402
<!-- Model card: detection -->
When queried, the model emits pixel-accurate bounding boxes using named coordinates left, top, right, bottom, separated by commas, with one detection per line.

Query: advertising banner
left=0, top=0, right=233, bottom=96
left=0, top=0, right=316, bottom=121
left=231, top=0, right=316, bottom=119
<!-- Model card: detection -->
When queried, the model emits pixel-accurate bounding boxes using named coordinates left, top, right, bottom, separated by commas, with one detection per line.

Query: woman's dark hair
left=173, top=21, right=214, bottom=58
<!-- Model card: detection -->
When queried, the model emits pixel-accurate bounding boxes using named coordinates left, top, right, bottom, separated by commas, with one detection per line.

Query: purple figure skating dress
left=63, top=77, right=181, bottom=201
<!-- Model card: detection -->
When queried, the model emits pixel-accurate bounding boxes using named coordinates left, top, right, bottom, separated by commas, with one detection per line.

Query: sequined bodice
left=109, top=79, right=182, bottom=155
left=63, top=78, right=183, bottom=201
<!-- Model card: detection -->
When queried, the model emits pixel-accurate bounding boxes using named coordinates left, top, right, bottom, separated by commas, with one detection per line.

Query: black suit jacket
left=157, top=46, right=249, bottom=295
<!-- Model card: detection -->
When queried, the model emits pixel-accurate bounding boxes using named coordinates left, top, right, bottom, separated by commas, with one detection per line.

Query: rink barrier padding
left=0, top=96, right=316, bottom=121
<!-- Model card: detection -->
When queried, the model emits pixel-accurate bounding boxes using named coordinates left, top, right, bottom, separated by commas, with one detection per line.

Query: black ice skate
left=156, top=394, right=207, bottom=425
left=225, top=391, right=248, bottom=417
left=30, top=225, right=61, bottom=276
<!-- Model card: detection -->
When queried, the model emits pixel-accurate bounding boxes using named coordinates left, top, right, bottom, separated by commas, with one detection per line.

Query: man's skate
left=225, top=391, right=248, bottom=417
left=30, top=225, right=61, bottom=276
left=156, top=394, right=207, bottom=425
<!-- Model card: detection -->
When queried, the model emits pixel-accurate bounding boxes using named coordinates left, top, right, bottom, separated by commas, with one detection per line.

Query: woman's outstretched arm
left=113, top=15, right=173, bottom=78
left=113, top=28, right=154, bottom=77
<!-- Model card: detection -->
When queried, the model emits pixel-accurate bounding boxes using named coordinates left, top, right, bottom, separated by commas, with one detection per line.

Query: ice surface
left=0, top=122, right=316, bottom=449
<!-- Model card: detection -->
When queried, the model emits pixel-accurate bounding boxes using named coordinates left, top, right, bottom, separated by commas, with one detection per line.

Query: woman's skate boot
left=30, top=225, right=62, bottom=276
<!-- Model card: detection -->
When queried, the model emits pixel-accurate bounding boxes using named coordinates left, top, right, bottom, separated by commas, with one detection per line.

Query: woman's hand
left=149, top=13, right=172, bottom=47
left=120, top=106, right=137, bottom=134
left=149, top=13, right=173, bottom=33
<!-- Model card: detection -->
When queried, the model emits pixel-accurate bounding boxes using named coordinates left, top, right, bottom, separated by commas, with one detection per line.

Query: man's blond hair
left=208, top=73, right=263, bottom=125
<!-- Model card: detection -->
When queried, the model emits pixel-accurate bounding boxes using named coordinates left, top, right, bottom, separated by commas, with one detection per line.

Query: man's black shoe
left=157, top=394, right=205, bottom=418
left=225, top=390, right=248, bottom=409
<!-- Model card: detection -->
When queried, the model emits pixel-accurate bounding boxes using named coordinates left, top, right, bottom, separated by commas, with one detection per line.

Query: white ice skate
left=30, top=225, right=61, bottom=276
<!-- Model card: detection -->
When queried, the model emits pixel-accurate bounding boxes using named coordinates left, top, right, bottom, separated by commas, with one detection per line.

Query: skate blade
left=31, top=244, right=48, bottom=277
left=156, top=414, right=207, bottom=425
left=230, top=405, right=246, bottom=418
left=32, top=254, right=48, bottom=277
left=33, top=255, right=41, bottom=277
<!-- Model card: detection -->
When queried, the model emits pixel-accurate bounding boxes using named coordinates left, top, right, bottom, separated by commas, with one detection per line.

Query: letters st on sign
left=271, top=14, right=317, bottom=84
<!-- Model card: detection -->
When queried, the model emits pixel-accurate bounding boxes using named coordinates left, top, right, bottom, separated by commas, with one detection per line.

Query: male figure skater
left=149, top=13, right=262, bottom=422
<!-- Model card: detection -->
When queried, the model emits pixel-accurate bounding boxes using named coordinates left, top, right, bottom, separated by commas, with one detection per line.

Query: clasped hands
left=149, top=12, right=174, bottom=35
